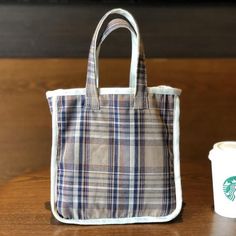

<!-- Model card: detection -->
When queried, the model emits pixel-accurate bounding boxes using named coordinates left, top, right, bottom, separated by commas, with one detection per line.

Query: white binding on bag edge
left=49, top=95, right=182, bottom=225
left=46, top=86, right=181, bottom=98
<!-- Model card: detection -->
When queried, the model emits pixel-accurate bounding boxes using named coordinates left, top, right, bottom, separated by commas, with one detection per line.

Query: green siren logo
left=223, top=176, right=236, bottom=201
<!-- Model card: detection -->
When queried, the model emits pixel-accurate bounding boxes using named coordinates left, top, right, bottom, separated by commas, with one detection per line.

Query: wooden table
left=0, top=59, right=235, bottom=235
left=0, top=164, right=235, bottom=235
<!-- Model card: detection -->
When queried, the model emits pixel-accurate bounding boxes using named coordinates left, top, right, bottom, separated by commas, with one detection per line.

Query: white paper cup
left=209, top=141, right=236, bottom=218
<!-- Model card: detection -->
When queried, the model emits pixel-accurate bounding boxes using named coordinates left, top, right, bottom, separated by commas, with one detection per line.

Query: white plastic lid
left=209, top=141, right=236, bottom=161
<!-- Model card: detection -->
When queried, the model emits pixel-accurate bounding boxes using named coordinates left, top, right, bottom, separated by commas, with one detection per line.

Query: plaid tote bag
left=46, top=8, right=182, bottom=225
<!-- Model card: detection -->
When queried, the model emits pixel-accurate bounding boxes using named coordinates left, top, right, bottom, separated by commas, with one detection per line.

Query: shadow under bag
left=46, top=8, right=182, bottom=225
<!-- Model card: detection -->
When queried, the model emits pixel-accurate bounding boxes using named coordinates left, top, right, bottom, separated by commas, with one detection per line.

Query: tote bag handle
left=85, top=8, right=148, bottom=110
left=96, top=18, right=138, bottom=89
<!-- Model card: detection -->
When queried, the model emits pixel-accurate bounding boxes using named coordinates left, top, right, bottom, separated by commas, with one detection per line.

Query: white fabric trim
left=169, top=95, right=183, bottom=220
left=51, top=214, right=178, bottom=225
left=46, top=86, right=181, bottom=99
left=49, top=93, right=182, bottom=225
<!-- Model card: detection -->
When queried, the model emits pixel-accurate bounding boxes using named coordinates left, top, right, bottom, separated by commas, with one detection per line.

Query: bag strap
left=85, top=8, right=148, bottom=110
left=96, top=18, right=138, bottom=89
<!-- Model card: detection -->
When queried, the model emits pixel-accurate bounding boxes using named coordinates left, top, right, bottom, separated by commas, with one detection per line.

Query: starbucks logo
left=223, top=176, right=236, bottom=201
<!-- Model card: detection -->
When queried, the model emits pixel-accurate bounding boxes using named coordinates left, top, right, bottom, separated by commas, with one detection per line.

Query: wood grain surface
left=0, top=162, right=235, bottom=235
left=0, top=58, right=235, bottom=235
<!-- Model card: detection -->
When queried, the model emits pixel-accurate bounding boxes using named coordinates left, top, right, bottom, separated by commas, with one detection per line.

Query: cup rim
left=209, top=141, right=236, bottom=161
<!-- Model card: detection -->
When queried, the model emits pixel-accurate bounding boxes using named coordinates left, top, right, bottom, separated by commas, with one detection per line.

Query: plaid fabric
left=47, top=13, right=179, bottom=221
left=48, top=93, right=176, bottom=219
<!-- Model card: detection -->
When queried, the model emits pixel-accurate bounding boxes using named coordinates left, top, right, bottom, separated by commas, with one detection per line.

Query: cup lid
left=214, top=141, right=236, bottom=152
left=209, top=141, right=236, bottom=161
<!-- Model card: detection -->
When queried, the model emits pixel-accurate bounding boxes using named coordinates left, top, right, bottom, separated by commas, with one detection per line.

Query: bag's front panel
left=52, top=93, right=176, bottom=220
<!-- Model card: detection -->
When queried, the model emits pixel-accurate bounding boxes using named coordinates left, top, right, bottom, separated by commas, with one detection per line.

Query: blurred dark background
left=0, top=0, right=235, bottom=57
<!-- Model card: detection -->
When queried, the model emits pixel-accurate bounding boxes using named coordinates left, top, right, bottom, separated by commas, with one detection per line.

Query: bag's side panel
left=147, top=94, right=177, bottom=217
